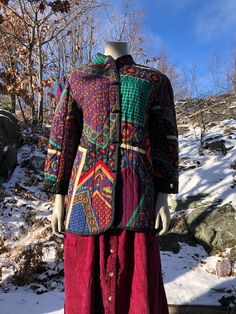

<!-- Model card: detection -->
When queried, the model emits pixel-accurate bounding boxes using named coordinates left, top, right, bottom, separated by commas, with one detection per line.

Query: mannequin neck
left=104, top=41, right=128, bottom=60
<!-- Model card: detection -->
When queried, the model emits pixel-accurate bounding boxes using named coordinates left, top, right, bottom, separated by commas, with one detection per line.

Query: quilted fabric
left=42, top=52, right=179, bottom=235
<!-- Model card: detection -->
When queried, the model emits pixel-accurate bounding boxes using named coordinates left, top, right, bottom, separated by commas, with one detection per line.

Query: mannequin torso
left=52, top=41, right=171, bottom=238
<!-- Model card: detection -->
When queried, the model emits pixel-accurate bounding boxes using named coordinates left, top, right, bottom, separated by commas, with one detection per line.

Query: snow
left=176, top=119, right=236, bottom=207
left=0, top=118, right=235, bottom=313
left=0, top=290, right=64, bottom=314
left=162, top=243, right=236, bottom=305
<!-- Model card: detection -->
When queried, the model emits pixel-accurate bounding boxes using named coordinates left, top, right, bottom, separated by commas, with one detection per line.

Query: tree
left=0, top=0, right=70, bottom=123
left=207, top=45, right=236, bottom=95
left=102, top=0, right=146, bottom=60
left=226, top=45, right=236, bottom=94
left=0, top=0, right=102, bottom=124
left=0, top=6, right=33, bottom=113
left=207, top=49, right=231, bottom=95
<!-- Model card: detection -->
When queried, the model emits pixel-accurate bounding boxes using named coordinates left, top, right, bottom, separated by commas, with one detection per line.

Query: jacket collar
left=92, top=52, right=135, bottom=68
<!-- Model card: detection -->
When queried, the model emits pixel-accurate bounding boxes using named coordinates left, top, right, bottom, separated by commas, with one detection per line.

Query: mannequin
left=43, top=39, right=178, bottom=314
left=51, top=41, right=170, bottom=239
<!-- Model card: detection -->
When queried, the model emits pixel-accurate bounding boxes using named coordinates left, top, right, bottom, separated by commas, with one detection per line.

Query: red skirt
left=64, top=228, right=169, bottom=314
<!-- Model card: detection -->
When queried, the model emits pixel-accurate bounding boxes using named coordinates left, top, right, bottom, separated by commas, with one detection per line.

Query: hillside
left=0, top=94, right=236, bottom=313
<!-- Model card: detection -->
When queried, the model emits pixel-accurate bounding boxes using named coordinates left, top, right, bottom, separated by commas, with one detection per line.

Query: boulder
left=159, top=216, right=198, bottom=253
left=0, top=110, right=20, bottom=144
left=229, top=246, right=236, bottom=262
left=0, top=110, right=20, bottom=182
left=203, top=138, right=227, bottom=155
left=186, top=204, right=236, bottom=254
left=216, top=259, right=233, bottom=277
left=0, top=145, right=17, bottom=179
left=202, top=136, right=234, bottom=155
left=0, top=109, right=18, bottom=124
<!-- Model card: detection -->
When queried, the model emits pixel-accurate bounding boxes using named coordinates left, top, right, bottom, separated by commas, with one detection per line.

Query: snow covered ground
left=163, top=243, right=236, bottom=306
left=176, top=119, right=236, bottom=207
left=0, top=119, right=235, bottom=313
left=0, top=290, right=64, bottom=314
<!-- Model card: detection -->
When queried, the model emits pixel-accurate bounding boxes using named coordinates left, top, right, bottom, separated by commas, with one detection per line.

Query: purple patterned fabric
left=42, top=52, right=179, bottom=235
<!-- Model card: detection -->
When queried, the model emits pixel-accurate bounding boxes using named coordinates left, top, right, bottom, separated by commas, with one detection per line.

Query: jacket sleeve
left=42, top=76, right=82, bottom=195
left=148, top=74, right=179, bottom=194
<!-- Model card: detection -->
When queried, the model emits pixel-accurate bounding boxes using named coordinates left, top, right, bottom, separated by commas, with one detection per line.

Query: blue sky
left=143, top=0, right=236, bottom=93
left=109, top=0, right=236, bottom=94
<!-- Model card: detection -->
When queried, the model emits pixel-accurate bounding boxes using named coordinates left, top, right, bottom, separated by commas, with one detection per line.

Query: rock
left=0, top=111, right=20, bottom=145
left=0, top=236, right=8, bottom=254
left=0, top=109, right=18, bottom=124
left=159, top=216, right=198, bottom=253
left=230, top=160, right=236, bottom=170
left=202, top=136, right=234, bottom=155
left=176, top=94, right=236, bottom=127
left=0, top=110, right=20, bottom=182
left=229, top=246, right=236, bottom=262
left=0, top=142, right=4, bottom=163
left=22, top=155, right=45, bottom=171
left=170, top=216, right=189, bottom=235
left=177, top=125, right=190, bottom=135
left=212, top=230, right=236, bottom=251
left=179, top=157, right=202, bottom=171
left=0, top=145, right=17, bottom=179
left=203, top=138, right=227, bottom=155
left=186, top=204, right=236, bottom=254
left=216, top=259, right=232, bottom=277
left=175, top=193, right=211, bottom=212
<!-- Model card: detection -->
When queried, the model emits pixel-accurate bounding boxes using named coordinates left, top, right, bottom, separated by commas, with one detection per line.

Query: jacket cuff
left=153, top=177, right=179, bottom=194
left=41, top=179, right=69, bottom=195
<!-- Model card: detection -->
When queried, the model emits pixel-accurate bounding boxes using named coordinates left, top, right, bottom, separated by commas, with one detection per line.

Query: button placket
left=105, top=234, right=118, bottom=313
left=104, top=60, right=120, bottom=313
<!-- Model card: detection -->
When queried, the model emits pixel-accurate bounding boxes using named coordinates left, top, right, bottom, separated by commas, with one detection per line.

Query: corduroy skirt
left=64, top=228, right=169, bottom=314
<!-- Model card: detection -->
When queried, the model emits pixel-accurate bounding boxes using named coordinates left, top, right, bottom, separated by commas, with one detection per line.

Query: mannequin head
left=104, top=41, right=128, bottom=59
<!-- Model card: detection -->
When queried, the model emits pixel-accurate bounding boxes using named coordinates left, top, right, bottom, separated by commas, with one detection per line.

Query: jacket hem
left=64, top=225, right=158, bottom=236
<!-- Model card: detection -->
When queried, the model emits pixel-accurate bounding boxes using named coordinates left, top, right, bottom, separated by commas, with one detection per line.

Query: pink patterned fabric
left=64, top=228, right=169, bottom=314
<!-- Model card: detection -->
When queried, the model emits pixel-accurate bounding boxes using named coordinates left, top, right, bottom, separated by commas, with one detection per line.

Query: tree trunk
left=17, top=97, right=28, bottom=125
left=37, top=40, right=43, bottom=125
left=27, top=49, right=37, bottom=125
left=233, top=56, right=236, bottom=94
left=10, top=94, right=16, bottom=113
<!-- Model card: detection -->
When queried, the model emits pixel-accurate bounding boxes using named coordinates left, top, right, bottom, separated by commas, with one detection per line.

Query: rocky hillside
left=176, top=93, right=236, bottom=135
left=0, top=93, right=235, bottom=312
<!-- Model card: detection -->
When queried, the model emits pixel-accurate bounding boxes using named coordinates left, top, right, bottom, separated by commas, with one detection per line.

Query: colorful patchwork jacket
left=42, top=52, right=179, bottom=235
